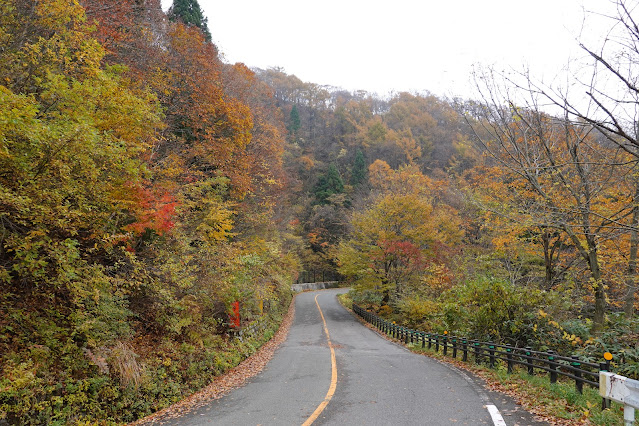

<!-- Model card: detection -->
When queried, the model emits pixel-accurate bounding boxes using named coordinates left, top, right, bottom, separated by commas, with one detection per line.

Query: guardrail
left=353, top=304, right=615, bottom=410
left=600, top=372, right=639, bottom=425
left=291, top=281, right=339, bottom=292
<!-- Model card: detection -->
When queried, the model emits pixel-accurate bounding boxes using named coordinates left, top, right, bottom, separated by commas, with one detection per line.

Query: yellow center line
left=302, top=294, right=338, bottom=426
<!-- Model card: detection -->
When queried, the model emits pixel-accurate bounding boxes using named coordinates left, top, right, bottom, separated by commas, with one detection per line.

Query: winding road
left=169, top=289, right=545, bottom=425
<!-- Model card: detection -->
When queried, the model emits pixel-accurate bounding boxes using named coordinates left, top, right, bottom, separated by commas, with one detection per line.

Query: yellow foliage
left=196, top=199, right=236, bottom=242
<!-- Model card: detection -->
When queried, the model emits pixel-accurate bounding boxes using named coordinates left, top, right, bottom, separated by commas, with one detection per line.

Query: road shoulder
left=337, top=295, right=549, bottom=426
left=130, top=294, right=297, bottom=425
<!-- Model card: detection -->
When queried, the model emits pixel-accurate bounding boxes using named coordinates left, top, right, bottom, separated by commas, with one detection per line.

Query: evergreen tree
left=351, top=149, right=367, bottom=186
left=288, top=104, right=301, bottom=136
left=314, top=164, right=344, bottom=204
left=168, top=0, right=212, bottom=42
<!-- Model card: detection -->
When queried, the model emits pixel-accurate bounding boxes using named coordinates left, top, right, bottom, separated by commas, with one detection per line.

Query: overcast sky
left=160, top=0, right=620, bottom=98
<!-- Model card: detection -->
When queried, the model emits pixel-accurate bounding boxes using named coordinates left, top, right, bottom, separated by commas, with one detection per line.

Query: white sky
left=161, top=0, right=621, bottom=98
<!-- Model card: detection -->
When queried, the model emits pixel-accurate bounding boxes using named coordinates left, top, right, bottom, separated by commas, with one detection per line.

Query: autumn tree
left=469, top=71, right=639, bottom=331
left=338, top=160, right=463, bottom=305
left=0, top=0, right=162, bottom=365
left=337, top=193, right=434, bottom=304
left=524, top=0, right=639, bottom=318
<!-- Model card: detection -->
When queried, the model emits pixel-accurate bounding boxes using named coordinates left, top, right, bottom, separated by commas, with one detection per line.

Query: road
left=169, top=289, right=545, bottom=425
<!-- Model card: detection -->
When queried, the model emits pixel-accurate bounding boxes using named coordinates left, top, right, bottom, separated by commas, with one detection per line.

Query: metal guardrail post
left=548, top=350, right=557, bottom=384
left=462, top=339, right=468, bottom=362
left=600, top=353, right=613, bottom=410
left=452, top=337, right=457, bottom=359
left=443, top=334, right=448, bottom=356
left=428, top=334, right=432, bottom=349
left=525, top=347, right=534, bottom=375
left=435, top=335, right=440, bottom=352
left=489, top=344, right=496, bottom=369
left=421, top=332, right=426, bottom=348
left=506, top=347, right=513, bottom=374
left=571, top=355, right=583, bottom=393
left=474, top=341, right=480, bottom=364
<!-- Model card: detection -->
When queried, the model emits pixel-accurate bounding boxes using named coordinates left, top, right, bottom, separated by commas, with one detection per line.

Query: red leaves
left=376, top=239, right=426, bottom=271
left=125, top=184, right=179, bottom=236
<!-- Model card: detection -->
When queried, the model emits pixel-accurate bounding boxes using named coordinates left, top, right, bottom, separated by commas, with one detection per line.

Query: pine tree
left=288, top=104, right=301, bottom=136
left=168, top=0, right=212, bottom=42
left=314, top=164, right=344, bottom=204
left=351, top=149, right=367, bottom=186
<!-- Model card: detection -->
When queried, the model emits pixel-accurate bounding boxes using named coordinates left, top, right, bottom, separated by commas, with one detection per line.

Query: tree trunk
left=625, top=180, right=639, bottom=318
left=589, top=248, right=606, bottom=332
left=541, top=228, right=554, bottom=289
left=566, top=228, right=606, bottom=332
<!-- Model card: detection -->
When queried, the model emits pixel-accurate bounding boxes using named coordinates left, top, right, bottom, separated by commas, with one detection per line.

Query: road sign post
left=230, top=301, right=240, bottom=328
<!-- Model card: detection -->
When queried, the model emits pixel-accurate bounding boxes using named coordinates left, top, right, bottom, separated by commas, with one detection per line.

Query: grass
left=336, top=293, right=632, bottom=425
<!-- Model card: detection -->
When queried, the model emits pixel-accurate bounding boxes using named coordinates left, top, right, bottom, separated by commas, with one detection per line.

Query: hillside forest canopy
left=1, top=0, right=639, bottom=423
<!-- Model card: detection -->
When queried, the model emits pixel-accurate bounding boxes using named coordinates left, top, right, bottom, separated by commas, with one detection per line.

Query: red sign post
left=230, top=301, right=240, bottom=328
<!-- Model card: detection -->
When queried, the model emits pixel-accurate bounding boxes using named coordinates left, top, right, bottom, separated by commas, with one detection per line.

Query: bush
left=0, top=296, right=291, bottom=424
left=439, top=276, right=552, bottom=345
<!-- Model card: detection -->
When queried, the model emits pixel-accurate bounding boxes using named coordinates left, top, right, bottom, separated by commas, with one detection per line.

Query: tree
left=288, top=104, right=301, bottom=137
left=337, top=161, right=463, bottom=305
left=314, top=164, right=344, bottom=204
left=168, top=0, right=211, bottom=42
left=0, top=0, right=162, bottom=359
left=337, top=193, right=434, bottom=305
left=350, top=149, right=367, bottom=185
left=484, top=0, right=639, bottom=319
left=469, top=72, right=638, bottom=331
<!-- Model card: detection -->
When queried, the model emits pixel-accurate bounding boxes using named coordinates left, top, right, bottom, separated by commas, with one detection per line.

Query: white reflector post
left=600, top=372, right=639, bottom=426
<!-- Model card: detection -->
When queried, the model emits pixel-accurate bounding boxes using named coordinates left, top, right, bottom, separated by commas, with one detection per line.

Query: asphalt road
left=170, top=289, right=545, bottom=425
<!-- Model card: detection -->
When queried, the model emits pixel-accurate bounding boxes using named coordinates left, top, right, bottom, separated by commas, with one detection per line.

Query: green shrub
left=438, top=276, right=552, bottom=345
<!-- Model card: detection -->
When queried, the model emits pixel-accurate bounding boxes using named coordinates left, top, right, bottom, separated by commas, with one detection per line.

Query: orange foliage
left=124, top=184, right=179, bottom=236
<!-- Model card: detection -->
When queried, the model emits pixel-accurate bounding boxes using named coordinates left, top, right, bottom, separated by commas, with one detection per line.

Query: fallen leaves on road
left=129, top=296, right=297, bottom=425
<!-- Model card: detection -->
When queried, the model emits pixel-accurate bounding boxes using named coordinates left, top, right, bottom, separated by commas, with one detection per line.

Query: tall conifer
left=168, top=0, right=212, bottom=42
left=314, top=164, right=344, bottom=204
left=351, top=150, right=367, bottom=186
left=288, top=104, right=301, bottom=136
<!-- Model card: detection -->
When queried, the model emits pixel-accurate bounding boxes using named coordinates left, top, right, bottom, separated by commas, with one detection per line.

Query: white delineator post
left=600, top=371, right=639, bottom=426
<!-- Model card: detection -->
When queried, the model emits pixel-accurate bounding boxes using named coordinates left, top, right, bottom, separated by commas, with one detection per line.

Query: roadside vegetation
left=338, top=292, right=630, bottom=425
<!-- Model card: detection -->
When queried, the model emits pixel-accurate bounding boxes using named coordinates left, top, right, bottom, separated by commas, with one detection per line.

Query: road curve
left=168, top=289, right=545, bottom=425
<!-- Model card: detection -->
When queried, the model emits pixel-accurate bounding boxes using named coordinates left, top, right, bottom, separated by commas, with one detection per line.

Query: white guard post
left=600, top=371, right=639, bottom=426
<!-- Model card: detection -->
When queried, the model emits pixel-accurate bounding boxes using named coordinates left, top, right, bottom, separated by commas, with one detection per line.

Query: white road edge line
left=486, top=404, right=507, bottom=426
